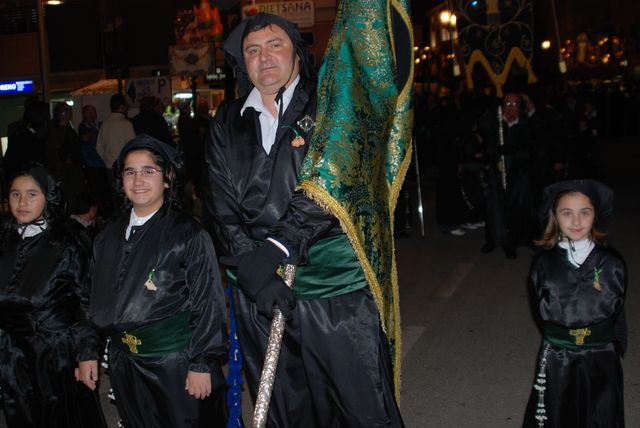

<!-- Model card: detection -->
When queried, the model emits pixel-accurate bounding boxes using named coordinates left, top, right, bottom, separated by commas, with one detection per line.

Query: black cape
left=203, top=77, right=404, bottom=427
left=201, top=77, right=341, bottom=264
left=0, top=225, right=107, bottom=428
left=523, top=244, right=626, bottom=427
left=79, top=205, right=228, bottom=427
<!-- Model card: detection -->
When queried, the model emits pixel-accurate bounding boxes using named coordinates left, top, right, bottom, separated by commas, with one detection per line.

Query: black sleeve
left=267, top=190, right=339, bottom=265
left=184, top=227, right=228, bottom=372
left=71, top=237, right=101, bottom=361
left=202, top=106, right=257, bottom=257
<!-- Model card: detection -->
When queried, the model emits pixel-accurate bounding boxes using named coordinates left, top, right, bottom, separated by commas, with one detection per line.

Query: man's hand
left=185, top=371, right=211, bottom=400
left=221, top=241, right=286, bottom=300
left=76, top=360, right=99, bottom=391
left=255, top=274, right=296, bottom=320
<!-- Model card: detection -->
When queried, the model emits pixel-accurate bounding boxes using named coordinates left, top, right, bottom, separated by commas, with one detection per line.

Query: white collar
left=558, top=239, right=594, bottom=267
left=70, top=214, right=93, bottom=228
left=503, top=116, right=520, bottom=128
left=241, top=75, right=301, bottom=118
left=18, top=220, right=48, bottom=239
left=126, top=208, right=159, bottom=239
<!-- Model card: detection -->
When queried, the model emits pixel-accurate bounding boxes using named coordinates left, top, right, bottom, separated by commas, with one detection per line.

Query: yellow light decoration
left=440, top=11, right=451, bottom=24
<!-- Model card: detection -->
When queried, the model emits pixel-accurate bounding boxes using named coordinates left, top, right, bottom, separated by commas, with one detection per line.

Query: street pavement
left=2, top=173, right=638, bottom=427
left=398, top=173, right=640, bottom=427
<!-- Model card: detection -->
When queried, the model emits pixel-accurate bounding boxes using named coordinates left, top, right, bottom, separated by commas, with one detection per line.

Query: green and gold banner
left=298, top=0, right=413, bottom=399
left=454, top=0, right=536, bottom=96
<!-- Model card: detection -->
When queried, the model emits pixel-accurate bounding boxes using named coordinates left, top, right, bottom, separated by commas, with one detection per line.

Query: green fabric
left=544, top=319, right=614, bottom=351
left=225, top=235, right=367, bottom=300
left=296, top=0, right=413, bottom=398
left=293, top=234, right=367, bottom=299
left=111, top=312, right=192, bottom=358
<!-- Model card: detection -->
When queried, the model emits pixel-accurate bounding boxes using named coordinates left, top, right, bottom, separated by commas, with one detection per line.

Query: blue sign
left=0, top=80, right=34, bottom=94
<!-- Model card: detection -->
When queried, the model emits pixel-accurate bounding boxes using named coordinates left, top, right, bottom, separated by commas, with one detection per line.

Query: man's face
left=83, top=106, right=97, bottom=122
left=502, top=94, right=520, bottom=122
left=243, top=24, right=300, bottom=96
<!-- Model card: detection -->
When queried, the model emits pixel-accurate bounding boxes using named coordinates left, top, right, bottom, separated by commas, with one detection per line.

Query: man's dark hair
left=71, top=192, right=97, bottom=215
left=110, top=93, right=127, bottom=112
left=139, top=96, right=156, bottom=112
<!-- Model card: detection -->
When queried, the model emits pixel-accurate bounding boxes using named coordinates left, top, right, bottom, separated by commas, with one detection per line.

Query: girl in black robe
left=76, top=135, right=228, bottom=428
left=523, top=180, right=626, bottom=427
left=0, top=165, right=107, bottom=428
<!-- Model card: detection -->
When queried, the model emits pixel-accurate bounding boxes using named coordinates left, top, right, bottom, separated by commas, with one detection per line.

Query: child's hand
left=77, top=360, right=99, bottom=391
left=185, top=371, right=211, bottom=399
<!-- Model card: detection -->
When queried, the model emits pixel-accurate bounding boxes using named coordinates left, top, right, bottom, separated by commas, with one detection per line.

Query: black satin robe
left=523, top=244, right=626, bottom=428
left=201, top=77, right=341, bottom=264
left=203, top=78, right=404, bottom=427
left=478, top=113, right=537, bottom=250
left=0, top=225, right=107, bottom=428
left=78, top=206, right=228, bottom=428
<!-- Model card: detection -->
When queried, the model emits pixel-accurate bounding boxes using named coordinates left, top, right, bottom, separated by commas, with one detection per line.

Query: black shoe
left=481, top=243, right=495, bottom=253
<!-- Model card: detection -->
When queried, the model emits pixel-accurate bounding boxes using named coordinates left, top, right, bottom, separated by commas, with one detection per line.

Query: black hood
left=223, top=12, right=314, bottom=97
left=540, top=179, right=614, bottom=233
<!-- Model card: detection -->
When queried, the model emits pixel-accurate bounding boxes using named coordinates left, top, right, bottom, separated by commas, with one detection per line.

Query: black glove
left=221, top=241, right=286, bottom=300
left=254, top=274, right=296, bottom=320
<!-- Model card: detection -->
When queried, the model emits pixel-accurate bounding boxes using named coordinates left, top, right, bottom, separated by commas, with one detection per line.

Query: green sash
left=227, top=234, right=367, bottom=300
left=110, top=312, right=192, bottom=358
left=544, top=319, right=614, bottom=350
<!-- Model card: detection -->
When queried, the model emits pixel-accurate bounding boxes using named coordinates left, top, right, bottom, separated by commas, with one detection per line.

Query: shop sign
left=0, top=80, right=34, bottom=94
left=124, top=76, right=172, bottom=107
left=205, top=67, right=227, bottom=83
left=242, top=1, right=315, bottom=28
left=169, top=44, right=211, bottom=76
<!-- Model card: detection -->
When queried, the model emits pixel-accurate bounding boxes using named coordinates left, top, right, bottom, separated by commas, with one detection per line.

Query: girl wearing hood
left=0, top=165, right=107, bottom=428
left=76, top=135, right=228, bottom=428
left=523, top=180, right=626, bottom=427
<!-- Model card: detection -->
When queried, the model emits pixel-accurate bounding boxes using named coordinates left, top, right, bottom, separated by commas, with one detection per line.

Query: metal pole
left=412, top=139, right=425, bottom=238
left=497, top=105, right=507, bottom=190
left=252, top=264, right=297, bottom=428
left=549, top=0, right=566, bottom=73
left=36, top=0, right=50, bottom=103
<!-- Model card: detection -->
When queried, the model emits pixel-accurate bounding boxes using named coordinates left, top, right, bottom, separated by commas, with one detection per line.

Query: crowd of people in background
left=410, top=77, right=640, bottom=259
left=0, top=92, right=213, bottom=224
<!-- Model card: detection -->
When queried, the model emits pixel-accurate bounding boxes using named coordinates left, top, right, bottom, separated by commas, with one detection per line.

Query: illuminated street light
left=440, top=11, right=451, bottom=24
left=36, top=0, right=64, bottom=102
left=541, top=40, right=551, bottom=50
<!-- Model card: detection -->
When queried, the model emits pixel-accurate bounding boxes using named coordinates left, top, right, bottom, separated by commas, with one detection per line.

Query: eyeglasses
left=504, top=101, right=519, bottom=107
left=122, top=167, right=162, bottom=179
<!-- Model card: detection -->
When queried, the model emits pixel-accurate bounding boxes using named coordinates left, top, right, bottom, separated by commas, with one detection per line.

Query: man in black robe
left=478, top=93, right=537, bottom=259
left=202, top=12, right=403, bottom=428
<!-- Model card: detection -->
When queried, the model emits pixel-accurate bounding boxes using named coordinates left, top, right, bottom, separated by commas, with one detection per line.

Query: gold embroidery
left=569, top=328, right=591, bottom=345
left=122, top=333, right=142, bottom=353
